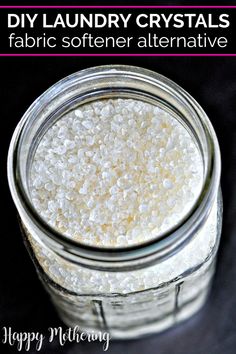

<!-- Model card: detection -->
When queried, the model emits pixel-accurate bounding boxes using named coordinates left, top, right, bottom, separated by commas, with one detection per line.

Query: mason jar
left=7, top=65, right=222, bottom=339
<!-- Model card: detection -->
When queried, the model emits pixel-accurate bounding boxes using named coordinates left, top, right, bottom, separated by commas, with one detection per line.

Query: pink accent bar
left=0, top=6, right=236, bottom=9
left=0, top=54, right=236, bottom=57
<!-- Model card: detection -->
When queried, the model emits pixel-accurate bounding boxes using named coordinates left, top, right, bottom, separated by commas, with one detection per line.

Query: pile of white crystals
left=30, top=98, right=204, bottom=248
left=28, top=201, right=217, bottom=294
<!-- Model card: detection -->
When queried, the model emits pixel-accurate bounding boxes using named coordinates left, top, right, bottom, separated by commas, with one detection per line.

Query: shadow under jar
left=8, top=65, right=222, bottom=339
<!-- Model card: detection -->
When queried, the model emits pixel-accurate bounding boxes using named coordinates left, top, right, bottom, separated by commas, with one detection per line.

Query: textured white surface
left=30, top=98, right=203, bottom=247
left=28, top=199, right=218, bottom=294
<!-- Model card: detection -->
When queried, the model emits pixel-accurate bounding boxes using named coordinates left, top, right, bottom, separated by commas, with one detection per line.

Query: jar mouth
left=7, top=65, right=221, bottom=270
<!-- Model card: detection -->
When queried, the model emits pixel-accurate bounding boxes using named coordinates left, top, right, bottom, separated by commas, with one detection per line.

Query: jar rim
left=7, top=65, right=221, bottom=270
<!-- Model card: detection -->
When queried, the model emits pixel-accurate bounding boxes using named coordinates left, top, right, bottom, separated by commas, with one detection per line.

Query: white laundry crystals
left=30, top=98, right=203, bottom=247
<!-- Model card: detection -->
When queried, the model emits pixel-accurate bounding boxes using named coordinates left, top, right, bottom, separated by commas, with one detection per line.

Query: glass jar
left=8, top=65, right=222, bottom=339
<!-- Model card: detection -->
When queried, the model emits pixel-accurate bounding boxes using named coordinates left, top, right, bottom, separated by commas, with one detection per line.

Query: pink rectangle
left=0, top=6, right=236, bottom=9
left=0, top=54, right=235, bottom=57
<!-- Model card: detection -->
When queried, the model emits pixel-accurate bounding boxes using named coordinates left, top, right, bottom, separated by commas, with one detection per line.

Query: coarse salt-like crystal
left=163, top=179, right=173, bottom=189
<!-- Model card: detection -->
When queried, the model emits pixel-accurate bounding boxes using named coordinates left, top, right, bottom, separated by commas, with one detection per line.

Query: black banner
left=1, top=6, right=236, bottom=55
